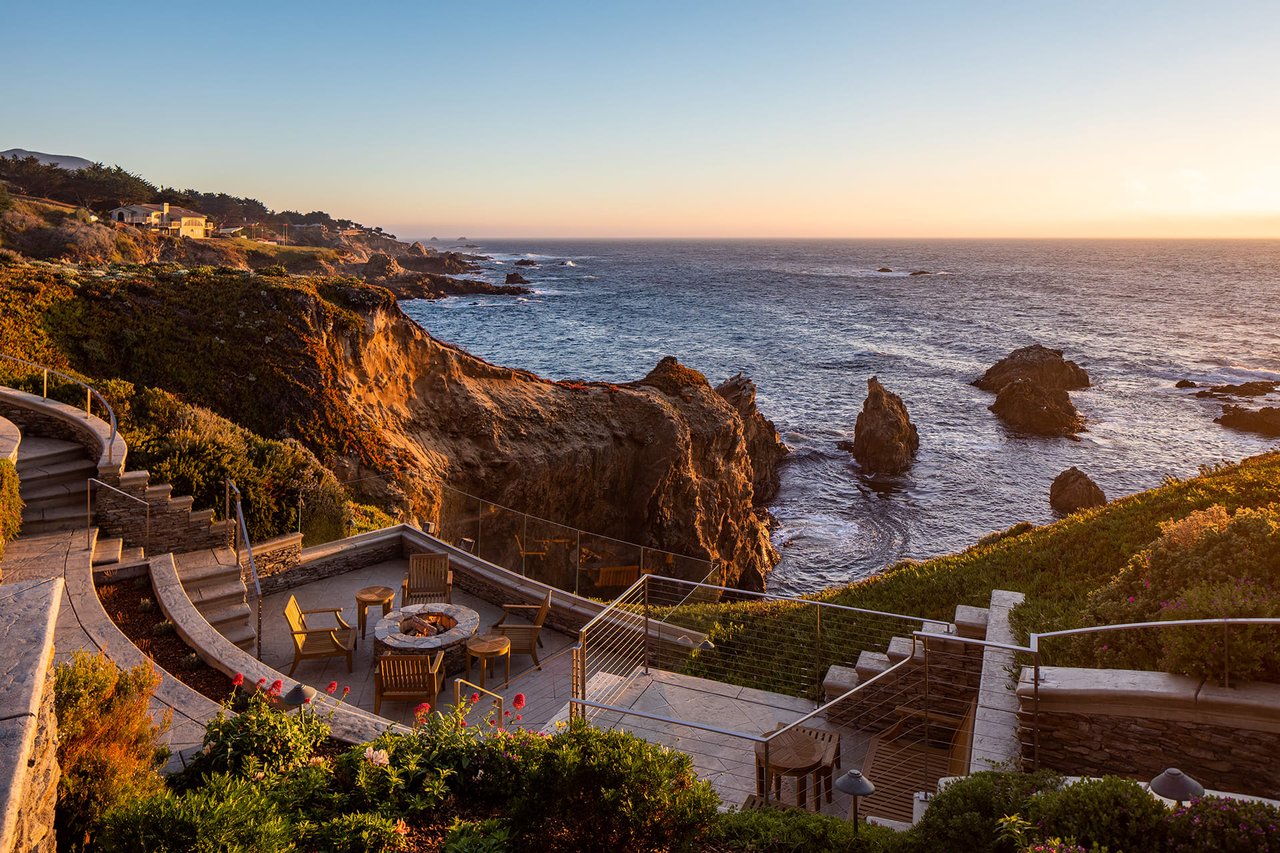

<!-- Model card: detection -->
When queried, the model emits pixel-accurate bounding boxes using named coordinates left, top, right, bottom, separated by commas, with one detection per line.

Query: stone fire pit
left=374, top=603, right=480, bottom=675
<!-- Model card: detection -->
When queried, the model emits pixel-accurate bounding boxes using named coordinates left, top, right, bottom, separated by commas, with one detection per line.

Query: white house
left=108, top=202, right=213, bottom=239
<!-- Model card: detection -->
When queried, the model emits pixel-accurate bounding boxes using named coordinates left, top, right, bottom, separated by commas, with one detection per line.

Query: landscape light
left=1149, top=767, right=1204, bottom=806
left=835, top=769, right=876, bottom=831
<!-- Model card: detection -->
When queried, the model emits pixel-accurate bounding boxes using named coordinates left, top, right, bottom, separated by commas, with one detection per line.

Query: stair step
left=220, top=621, right=258, bottom=652
left=189, top=577, right=248, bottom=610
left=22, top=502, right=84, bottom=525
left=92, top=536, right=123, bottom=566
left=16, top=457, right=96, bottom=488
left=855, top=651, right=891, bottom=681
left=19, top=478, right=89, bottom=505
left=175, top=549, right=241, bottom=587
left=15, top=437, right=85, bottom=468
left=203, top=600, right=252, bottom=631
left=19, top=518, right=87, bottom=535
left=887, top=636, right=923, bottom=664
left=954, top=605, right=990, bottom=640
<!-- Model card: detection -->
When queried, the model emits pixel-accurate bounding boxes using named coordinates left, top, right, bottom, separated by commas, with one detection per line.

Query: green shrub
left=296, top=812, right=408, bottom=853
left=712, top=806, right=903, bottom=851
left=442, top=818, right=513, bottom=853
left=192, top=690, right=329, bottom=777
left=331, top=733, right=451, bottom=818
left=1166, top=795, right=1280, bottom=852
left=53, top=651, right=169, bottom=851
left=259, top=264, right=288, bottom=276
left=506, top=719, right=719, bottom=852
left=1026, top=776, right=1166, bottom=852
left=97, top=774, right=293, bottom=853
left=0, top=458, right=21, bottom=556
left=910, top=770, right=1063, bottom=853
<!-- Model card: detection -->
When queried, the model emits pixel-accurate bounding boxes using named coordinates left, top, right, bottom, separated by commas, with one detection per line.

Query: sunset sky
left=6, top=1, right=1280, bottom=238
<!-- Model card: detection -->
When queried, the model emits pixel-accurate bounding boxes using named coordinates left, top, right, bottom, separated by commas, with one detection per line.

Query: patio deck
left=260, top=558, right=577, bottom=728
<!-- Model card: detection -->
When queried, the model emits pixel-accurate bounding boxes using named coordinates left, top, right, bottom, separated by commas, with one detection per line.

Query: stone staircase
left=16, top=437, right=95, bottom=536
left=174, top=547, right=257, bottom=653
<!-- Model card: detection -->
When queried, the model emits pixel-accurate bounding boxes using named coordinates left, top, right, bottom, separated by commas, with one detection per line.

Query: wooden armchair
left=374, top=651, right=444, bottom=716
left=402, top=553, right=451, bottom=606
left=492, top=590, right=552, bottom=668
left=284, top=595, right=356, bottom=676
left=861, top=702, right=976, bottom=823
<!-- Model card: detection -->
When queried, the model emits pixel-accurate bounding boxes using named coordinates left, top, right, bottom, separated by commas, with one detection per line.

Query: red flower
left=513, top=693, right=526, bottom=710
left=326, top=681, right=338, bottom=695
left=515, top=714, right=522, bottom=721
left=341, top=685, right=350, bottom=698
left=470, top=692, right=480, bottom=704
left=303, top=696, right=312, bottom=704
left=504, top=710, right=511, bottom=717
left=269, top=679, right=283, bottom=695
left=414, top=702, right=431, bottom=717
left=256, top=677, right=267, bottom=686
left=231, top=672, right=244, bottom=687
left=460, top=720, right=468, bottom=728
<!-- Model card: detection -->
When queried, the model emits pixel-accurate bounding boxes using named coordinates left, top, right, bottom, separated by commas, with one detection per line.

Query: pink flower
left=513, top=693, right=526, bottom=710
left=326, top=681, right=338, bottom=695
left=470, top=692, right=480, bottom=704
left=414, top=702, right=431, bottom=718
left=269, top=679, right=283, bottom=695
left=232, top=672, right=244, bottom=687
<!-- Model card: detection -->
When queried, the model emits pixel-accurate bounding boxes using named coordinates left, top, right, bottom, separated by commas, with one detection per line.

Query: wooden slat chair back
left=492, top=590, right=552, bottom=669
left=403, top=553, right=451, bottom=606
left=860, top=702, right=977, bottom=824
left=374, top=651, right=444, bottom=715
left=595, top=564, right=641, bottom=588
left=284, top=594, right=356, bottom=676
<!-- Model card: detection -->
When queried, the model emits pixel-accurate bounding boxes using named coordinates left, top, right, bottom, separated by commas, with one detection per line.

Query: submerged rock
left=1196, top=380, right=1279, bottom=398
left=990, top=379, right=1085, bottom=436
left=1050, top=467, right=1106, bottom=514
left=909, top=270, right=932, bottom=276
left=877, top=267, right=893, bottom=273
left=505, top=272, right=530, bottom=285
left=1216, top=405, right=1280, bottom=437
left=1175, top=379, right=1198, bottom=388
left=839, top=377, right=919, bottom=474
left=514, top=259, right=538, bottom=267
left=974, top=344, right=1091, bottom=392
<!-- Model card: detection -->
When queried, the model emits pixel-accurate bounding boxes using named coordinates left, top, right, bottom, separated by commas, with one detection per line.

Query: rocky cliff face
left=715, top=373, right=787, bottom=503
left=47, top=272, right=783, bottom=590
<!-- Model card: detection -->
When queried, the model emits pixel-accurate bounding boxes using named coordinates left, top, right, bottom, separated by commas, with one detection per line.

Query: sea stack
left=974, top=344, right=1090, bottom=392
left=505, top=272, right=530, bottom=285
left=1049, top=467, right=1106, bottom=513
left=989, top=379, right=1085, bottom=436
left=839, top=377, right=919, bottom=474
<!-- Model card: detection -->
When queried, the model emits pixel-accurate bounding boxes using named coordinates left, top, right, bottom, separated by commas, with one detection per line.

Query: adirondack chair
left=594, top=564, right=641, bottom=589
left=860, top=701, right=977, bottom=823
left=284, top=595, right=356, bottom=676
left=492, top=590, right=552, bottom=668
left=374, top=651, right=445, bottom=715
left=402, top=553, right=451, bottom=606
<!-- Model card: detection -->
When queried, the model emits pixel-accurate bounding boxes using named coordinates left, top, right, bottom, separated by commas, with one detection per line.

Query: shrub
left=259, top=264, right=288, bottom=276
left=712, top=806, right=903, bottom=851
left=1026, top=776, right=1167, bottom=851
left=1166, top=795, right=1280, bottom=853
left=97, top=774, right=292, bottom=853
left=910, top=770, right=1063, bottom=853
left=296, top=812, right=408, bottom=853
left=53, top=651, right=169, bottom=851
left=331, top=733, right=451, bottom=818
left=192, top=690, right=329, bottom=777
left=506, top=719, right=719, bottom=852
left=0, top=458, right=21, bottom=556
left=442, top=818, right=513, bottom=853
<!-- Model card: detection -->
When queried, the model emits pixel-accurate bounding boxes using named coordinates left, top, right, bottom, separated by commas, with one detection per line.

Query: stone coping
left=0, top=386, right=127, bottom=478
left=0, top=577, right=62, bottom=853
left=249, top=531, right=304, bottom=557
left=374, top=603, right=480, bottom=653
left=0, top=415, right=18, bottom=464
left=149, top=552, right=406, bottom=745
left=1017, top=665, right=1280, bottom=733
left=970, top=589, right=1025, bottom=773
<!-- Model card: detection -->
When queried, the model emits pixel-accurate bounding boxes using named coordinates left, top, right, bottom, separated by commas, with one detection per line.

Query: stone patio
left=259, top=558, right=577, bottom=728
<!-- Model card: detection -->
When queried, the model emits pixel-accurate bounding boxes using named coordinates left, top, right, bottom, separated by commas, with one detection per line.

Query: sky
left=5, top=1, right=1280, bottom=238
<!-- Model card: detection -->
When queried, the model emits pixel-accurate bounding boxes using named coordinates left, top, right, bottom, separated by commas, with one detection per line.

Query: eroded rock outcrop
left=364, top=253, right=408, bottom=280
left=1217, top=405, right=1280, bottom=437
left=990, top=379, right=1085, bottom=436
left=1196, top=381, right=1279, bottom=398
left=974, top=345, right=1090, bottom=392
left=838, top=377, right=918, bottom=473
left=715, top=372, right=788, bottom=502
left=1049, top=467, right=1106, bottom=513
left=505, top=272, right=530, bottom=285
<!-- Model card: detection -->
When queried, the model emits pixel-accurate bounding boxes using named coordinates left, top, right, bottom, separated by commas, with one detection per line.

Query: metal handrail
left=226, top=479, right=263, bottom=660
left=644, top=574, right=935, bottom=624
left=86, top=477, right=150, bottom=553
left=1029, top=616, right=1280, bottom=649
left=453, top=678, right=505, bottom=727
left=0, top=353, right=118, bottom=462
left=568, top=696, right=769, bottom=743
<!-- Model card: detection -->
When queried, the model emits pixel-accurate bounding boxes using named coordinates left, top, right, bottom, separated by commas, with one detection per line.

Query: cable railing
left=0, top=353, right=118, bottom=462
left=226, top=479, right=263, bottom=660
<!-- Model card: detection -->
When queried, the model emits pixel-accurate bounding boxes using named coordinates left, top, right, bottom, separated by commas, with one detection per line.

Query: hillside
left=1, top=148, right=94, bottom=170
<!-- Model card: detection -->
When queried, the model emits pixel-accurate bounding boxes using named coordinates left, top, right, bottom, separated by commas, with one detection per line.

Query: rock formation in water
left=715, top=373, right=788, bottom=502
left=1196, top=380, right=1279, bottom=398
left=1175, top=379, right=1198, bottom=388
left=505, top=272, right=530, bottom=285
left=974, top=344, right=1090, bottom=392
left=1216, top=405, right=1280, bottom=437
left=909, top=270, right=932, bottom=276
left=1049, top=467, right=1106, bottom=513
left=877, top=267, right=893, bottom=273
left=837, top=377, right=919, bottom=474
left=989, top=379, right=1085, bottom=436
left=514, top=259, right=538, bottom=267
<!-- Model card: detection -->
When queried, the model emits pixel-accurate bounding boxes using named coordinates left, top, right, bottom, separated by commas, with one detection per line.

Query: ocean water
left=402, top=239, right=1280, bottom=595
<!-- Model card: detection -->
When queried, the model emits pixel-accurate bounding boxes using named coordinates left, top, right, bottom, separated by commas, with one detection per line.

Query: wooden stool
left=753, top=727, right=824, bottom=810
left=466, top=633, right=511, bottom=689
left=356, top=586, right=395, bottom=640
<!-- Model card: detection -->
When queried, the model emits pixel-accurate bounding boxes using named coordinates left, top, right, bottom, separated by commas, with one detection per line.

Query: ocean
left=401, top=239, right=1280, bottom=595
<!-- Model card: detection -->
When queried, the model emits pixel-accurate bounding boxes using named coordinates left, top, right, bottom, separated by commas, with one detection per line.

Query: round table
left=466, top=633, right=511, bottom=689
left=754, top=728, right=824, bottom=809
left=355, top=586, right=396, bottom=639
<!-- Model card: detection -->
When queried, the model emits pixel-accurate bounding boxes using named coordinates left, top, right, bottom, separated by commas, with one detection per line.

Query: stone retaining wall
left=0, top=578, right=63, bottom=853
left=259, top=529, right=402, bottom=596
left=0, top=387, right=125, bottom=480
left=1019, top=666, right=1280, bottom=798
left=95, top=481, right=230, bottom=554
left=243, top=532, right=303, bottom=587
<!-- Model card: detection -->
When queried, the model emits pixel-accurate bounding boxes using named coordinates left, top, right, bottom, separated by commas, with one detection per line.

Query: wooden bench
left=861, top=702, right=976, bottom=824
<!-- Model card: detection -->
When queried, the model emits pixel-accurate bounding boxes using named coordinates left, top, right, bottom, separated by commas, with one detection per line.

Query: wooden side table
left=754, top=727, right=824, bottom=810
left=466, top=633, right=511, bottom=689
left=356, top=586, right=396, bottom=640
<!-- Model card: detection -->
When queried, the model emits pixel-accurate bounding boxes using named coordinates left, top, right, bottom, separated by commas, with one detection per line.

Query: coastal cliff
left=6, top=265, right=781, bottom=589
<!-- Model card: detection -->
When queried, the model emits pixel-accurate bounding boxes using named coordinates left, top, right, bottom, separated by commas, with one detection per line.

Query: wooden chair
left=374, top=651, right=444, bottom=715
left=402, top=553, right=451, bottom=606
left=492, top=590, right=552, bottom=668
left=284, top=595, right=356, bottom=676
left=514, top=535, right=547, bottom=559
left=794, top=725, right=841, bottom=807
left=595, top=564, right=641, bottom=588
left=861, top=702, right=977, bottom=823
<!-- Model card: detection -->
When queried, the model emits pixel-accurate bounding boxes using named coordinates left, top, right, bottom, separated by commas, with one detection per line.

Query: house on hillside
left=108, top=202, right=214, bottom=239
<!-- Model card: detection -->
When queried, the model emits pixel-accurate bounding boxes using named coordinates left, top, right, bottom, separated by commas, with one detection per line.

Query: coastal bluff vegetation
left=0, top=260, right=782, bottom=589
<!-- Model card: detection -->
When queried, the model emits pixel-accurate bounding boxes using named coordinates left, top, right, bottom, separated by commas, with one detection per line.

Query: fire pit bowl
left=374, top=603, right=479, bottom=674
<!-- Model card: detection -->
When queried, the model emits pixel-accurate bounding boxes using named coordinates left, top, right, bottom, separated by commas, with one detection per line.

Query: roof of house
left=112, top=203, right=208, bottom=218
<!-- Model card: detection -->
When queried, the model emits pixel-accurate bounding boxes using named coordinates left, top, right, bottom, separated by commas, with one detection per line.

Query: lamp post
left=280, top=683, right=317, bottom=711
left=835, top=769, right=876, bottom=833
left=1149, top=768, right=1204, bottom=808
